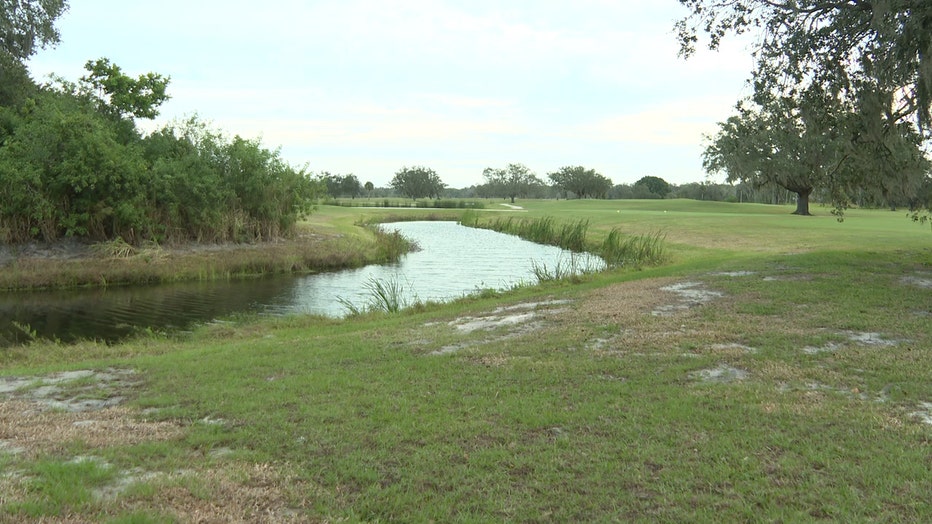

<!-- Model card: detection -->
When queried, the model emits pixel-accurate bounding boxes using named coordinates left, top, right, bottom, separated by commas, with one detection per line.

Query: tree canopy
left=391, top=166, right=445, bottom=200
left=678, top=0, right=932, bottom=217
left=0, top=57, right=321, bottom=244
left=0, top=0, right=67, bottom=61
left=547, top=166, right=613, bottom=199
left=676, top=1, right=932, bottom=135
left=79, top=58, right=170, bottom=120
left=634, top=176, right=673, bottom=199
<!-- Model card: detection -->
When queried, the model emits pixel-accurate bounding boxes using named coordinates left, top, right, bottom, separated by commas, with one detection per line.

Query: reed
left=530, top=254, right=601, bottom=283
left=338, top=275, right=412, bottom=315
left=599, top=229, right=668, bottom=268
left=372, top=227, right=417, bottom=262
left=483, top=216, right=591, bottom=252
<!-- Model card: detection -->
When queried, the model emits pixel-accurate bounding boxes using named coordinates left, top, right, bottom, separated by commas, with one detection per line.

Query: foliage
left=0, top=0, right=68, bottom=61
left=319, top=172, right=362, bottom=199
left=0, top=48, right=36, bottom=106
left=79, top=57, right=170, bottom=119
left=704, top=94, right=930, bottom=216
left=482, top=216, right=592, bottom=252
left=390, top=165, right=446, bottom=199
left=0, top=89, right=149, bottom=241
left=599, top=229, right=668, bottom=268
left=676, top=0, right=932, bottom=135
left=529, top=254, right=601, bottom=283
left=547, top=165, right=613, bottom=199
left=634, top=175, right=672, bottom=199
left=479, top=163, right=546, bottom=203
left=338, top=275, right=412, bottom=315
left=0, top=78, right=321, bottom=244
left=676, top=0, right=932, bottom=215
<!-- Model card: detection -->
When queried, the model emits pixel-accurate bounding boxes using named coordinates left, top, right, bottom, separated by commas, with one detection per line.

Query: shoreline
left=0, top=232, right=392, bottom=292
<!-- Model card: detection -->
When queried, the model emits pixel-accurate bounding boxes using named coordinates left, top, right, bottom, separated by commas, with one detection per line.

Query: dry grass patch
left=0, top=401, right=185, bottom=460
left=116, top=462, right=320, bottom=523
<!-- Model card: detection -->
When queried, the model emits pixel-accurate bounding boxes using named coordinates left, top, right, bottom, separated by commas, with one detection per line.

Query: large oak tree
left=677, top=1, right=932, bottom=216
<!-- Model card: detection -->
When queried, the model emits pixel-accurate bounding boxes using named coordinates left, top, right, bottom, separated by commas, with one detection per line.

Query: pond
left=0, top=221, right=603, bottom=345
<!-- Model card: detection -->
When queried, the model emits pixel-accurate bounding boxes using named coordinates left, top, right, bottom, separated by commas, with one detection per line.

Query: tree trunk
left=510, top=195, right=516, bottom=204
left=792, top=189, right=812, bottom=215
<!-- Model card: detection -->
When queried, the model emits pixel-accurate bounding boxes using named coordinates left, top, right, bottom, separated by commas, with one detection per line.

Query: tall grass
left=530, top=254, right=603, bottom=283
left=371, top=226, right=417, bottom=262
left=599, top=229, right=668, bottom=268
left=338, top=275, right=413, bottom=315
left=478, top=216, right=668, bottom=269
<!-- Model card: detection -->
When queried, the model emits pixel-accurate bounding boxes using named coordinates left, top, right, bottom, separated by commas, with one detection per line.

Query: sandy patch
left=802, top=331, right=900, bottom=355
left=910, top=402, right=932, bottom=426
left=652, top=281, right=724, bottom=316
left=432, top=300, right=571, bottom=355
left=901, top=274, right=932, bottom=289
left=689, top=364, right=749, bottom=383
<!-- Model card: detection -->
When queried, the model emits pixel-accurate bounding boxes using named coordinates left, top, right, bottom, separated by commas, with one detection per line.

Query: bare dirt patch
left=432, top=300, right=572, bottom=356
left=0, top=369, right=182, bottom=460
left=900, top=274, right=932, bottom=289
left=689, top=364, right=749, bottom=384
left=802, top=331, right=901, bottom=355
left=0, top=368, right=142, bottom=412
left=651, top=281, right=724, bottom=317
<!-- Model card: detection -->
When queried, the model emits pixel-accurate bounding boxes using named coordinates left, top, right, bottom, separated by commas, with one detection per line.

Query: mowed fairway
left=1, top=200, right=930, bottom=522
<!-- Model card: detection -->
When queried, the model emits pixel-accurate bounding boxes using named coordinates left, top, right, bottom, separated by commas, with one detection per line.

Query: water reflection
left=0, top=222, right=602, bottom=344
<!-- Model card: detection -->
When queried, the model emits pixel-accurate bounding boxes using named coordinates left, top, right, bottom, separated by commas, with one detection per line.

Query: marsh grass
left=599, top=229, right=668, bottom=268
left=90, top=237, right=137, bottom=258
left=530, top=254, right=602, bottom=283
left=483, top=216, right=593, bottom=252
left=338, top=275, right=415, bottom=315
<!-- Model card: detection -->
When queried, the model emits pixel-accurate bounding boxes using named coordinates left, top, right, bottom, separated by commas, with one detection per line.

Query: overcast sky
left=27, top=1, right=756, bottom=189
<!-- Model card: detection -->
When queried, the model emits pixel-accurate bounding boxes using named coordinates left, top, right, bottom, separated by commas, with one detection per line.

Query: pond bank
left=0, top=228, right=402, bottom=291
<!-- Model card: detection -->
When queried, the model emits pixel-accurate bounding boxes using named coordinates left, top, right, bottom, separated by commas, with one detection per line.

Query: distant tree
left=0, top=0, right=68, bottom=62
left=481, top=163, right=545, bottom=203
left=634, top=176, right=672, bottom=199
left=547, top=166, right=612, bottom=199
left=364, top=180, right=374, bottom=198
left=391, top=166, right=445, bottom=199
left=340, top=174, right=361, bottom=199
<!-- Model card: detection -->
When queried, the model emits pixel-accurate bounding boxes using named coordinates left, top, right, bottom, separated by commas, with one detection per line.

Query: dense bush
left=0, top=87, right=322, bottom=244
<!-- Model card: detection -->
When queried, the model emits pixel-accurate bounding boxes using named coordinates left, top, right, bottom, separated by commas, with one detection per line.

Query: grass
left=0, top=199, right=930, bottom=521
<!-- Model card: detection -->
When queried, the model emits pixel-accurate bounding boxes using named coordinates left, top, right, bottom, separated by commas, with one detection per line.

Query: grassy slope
left=1, top=200, right=930, bottom=521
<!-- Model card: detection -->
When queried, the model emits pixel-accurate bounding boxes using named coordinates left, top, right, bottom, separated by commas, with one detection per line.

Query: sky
left=26, top=1, right=757, bottom=189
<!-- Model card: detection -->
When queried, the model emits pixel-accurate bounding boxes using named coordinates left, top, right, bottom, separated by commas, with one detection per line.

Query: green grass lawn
left=1, top=200, right=930, bottom=522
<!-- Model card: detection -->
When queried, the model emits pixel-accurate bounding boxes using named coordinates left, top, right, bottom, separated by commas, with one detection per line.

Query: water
left=0, top=222, right=603, bottom=344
